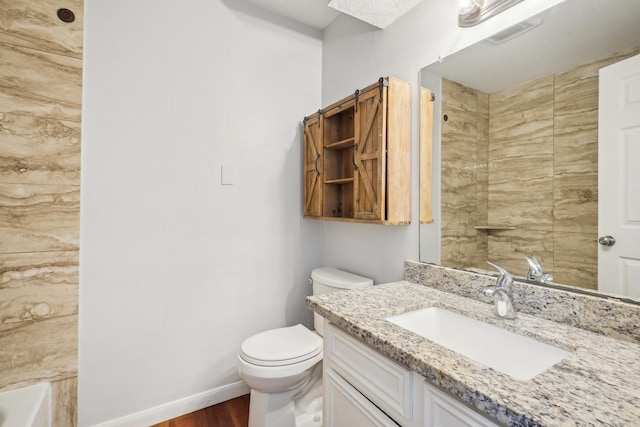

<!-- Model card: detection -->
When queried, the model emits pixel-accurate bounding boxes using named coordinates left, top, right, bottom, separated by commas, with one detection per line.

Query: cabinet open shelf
left=473, top=225, right=516, bottom=231
left=325, top=137, right=355, bottom=150
left=322, top=103, right=356, bottom=219
left=323, top=181, right=354, bottom=219
left=325, top=177, right=355, bottom=185
left=324, top=103, right=354, bottom=148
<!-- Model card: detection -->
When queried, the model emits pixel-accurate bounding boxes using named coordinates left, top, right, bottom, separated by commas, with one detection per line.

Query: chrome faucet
left=525, top=255, right=553, bottom=283
left=483, top=261, right=516, bottom=319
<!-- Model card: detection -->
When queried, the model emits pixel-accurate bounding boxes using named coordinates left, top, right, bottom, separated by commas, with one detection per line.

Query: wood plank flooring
left=151, top=395, right=249, bottom=427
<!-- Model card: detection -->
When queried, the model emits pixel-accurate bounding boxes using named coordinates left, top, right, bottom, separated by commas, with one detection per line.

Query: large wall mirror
left=419, top=0, right=640, bottom=302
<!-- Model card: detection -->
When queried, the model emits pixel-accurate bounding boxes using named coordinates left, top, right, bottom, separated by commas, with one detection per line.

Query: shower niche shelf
left=473, top=225, right=516, bottom=231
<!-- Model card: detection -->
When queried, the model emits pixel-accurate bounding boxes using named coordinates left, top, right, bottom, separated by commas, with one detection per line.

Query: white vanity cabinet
left=324, top=322, right=414, bottom=425
left=323, top=322, right=500, bottom=427
left=423, top=382, right=499, bottom=427
left=324, top=370, right=398, bottom=426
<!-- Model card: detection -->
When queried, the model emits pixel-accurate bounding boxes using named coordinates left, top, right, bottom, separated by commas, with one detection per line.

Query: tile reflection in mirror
left=422, top=40, right=640, bottom=293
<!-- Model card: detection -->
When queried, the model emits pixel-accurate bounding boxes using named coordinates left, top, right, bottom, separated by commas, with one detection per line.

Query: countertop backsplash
left=403, top=260, right=640, bottom=345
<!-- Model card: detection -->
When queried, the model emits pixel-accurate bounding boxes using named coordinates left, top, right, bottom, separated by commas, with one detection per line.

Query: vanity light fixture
left=328, top=0, right=424, bottom=29
left=458, top=0, right=483, bottom=16
left=458, top=0, right=524, bottom=27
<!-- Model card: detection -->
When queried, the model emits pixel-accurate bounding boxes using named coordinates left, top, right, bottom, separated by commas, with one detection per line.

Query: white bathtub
left=0, top=383, right=50, bottom=427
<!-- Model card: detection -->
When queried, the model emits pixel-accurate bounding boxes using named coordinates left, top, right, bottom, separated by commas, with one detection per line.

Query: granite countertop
left=307, top=280, right=640, bottom=426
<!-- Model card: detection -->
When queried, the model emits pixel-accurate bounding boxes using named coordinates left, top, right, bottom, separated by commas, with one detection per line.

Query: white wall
left=321, top=0, right=565, bottom=284
left=79, top=0, right=323, bottom=425
left=78, top=0, right=572, bottom=424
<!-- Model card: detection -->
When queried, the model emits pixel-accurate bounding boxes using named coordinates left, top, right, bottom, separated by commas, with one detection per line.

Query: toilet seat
left=240, top=324, right=322, bottom=367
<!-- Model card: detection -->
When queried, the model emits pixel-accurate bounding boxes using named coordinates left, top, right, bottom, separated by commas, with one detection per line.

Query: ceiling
left=238, top=0, right=424, bottom=30
left=239, top=0, right=340, bottom=29
left=425, top=0, right=640, bottom=93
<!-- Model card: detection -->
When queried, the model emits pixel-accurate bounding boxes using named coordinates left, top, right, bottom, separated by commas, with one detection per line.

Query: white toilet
left=236, top=267, right=373, bottom=427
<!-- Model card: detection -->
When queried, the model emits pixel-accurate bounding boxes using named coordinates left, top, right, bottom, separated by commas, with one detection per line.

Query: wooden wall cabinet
left=303, top=77, right=411, bottom=225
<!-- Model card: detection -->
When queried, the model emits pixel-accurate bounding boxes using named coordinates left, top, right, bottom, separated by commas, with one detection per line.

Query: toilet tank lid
left=311, top=267, right=373, bottom=289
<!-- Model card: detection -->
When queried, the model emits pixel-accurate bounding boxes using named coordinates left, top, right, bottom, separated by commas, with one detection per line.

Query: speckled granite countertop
left=307, top=281, right=640, bottom=426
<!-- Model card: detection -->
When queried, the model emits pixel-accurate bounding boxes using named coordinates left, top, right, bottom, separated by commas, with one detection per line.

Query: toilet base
left=294, top=369, right=322, bottom=427
left=296, top=409, right=322, bottom=427
left=247, top=364, right=323, bottom=427
left=248, top=390, right=322, bottom=427
left=248, top=389, right=295, bottom=427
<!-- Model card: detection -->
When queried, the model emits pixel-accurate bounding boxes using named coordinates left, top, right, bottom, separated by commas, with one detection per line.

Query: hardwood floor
left=151, top=395, right=250, bottom=427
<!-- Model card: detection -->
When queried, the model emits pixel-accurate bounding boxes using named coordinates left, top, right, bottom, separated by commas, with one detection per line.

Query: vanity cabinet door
left=423, top=382, right=499, bottom=427
left=325, top=323, right=413, bottom=423
left=325, top=370, right=399, bottom=427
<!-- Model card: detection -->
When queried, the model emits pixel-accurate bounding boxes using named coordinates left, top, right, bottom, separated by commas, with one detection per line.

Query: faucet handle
left=525, top=254, right=543, bottom=281
left=525, top=255, right=553, bottom=283
left=486, top=261, right=513, bottom=289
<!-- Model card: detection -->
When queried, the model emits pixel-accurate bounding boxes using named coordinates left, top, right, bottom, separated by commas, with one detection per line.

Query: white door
left=598, top=53, right=640, bottom=298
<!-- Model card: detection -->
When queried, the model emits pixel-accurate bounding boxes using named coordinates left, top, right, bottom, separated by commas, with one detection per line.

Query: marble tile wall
left=441, top=46, right=640, bottom=291
left=440, top=79, right=488, bottom=269
left=550, top=47, right=640, bottom=287
left=476, top=93, right=489, bottom=264
left=487, top=75, right=555, bottom=281
left=0, top=1, right=83, bottom=425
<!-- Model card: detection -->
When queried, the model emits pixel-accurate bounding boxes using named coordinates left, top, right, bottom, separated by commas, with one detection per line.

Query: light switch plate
left=221, top=164, right=234, bottom=185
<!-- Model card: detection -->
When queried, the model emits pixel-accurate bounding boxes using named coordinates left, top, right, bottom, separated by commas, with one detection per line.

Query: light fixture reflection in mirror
left=458, top=0, right=524, bottom=27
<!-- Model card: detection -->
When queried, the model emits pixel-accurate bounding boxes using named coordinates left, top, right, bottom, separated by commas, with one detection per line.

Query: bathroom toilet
left=237, top=267, right=373, bottom=427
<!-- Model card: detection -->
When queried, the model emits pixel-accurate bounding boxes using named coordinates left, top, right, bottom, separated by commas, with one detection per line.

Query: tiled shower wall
left=0, top=1, right=83, bottom=425
left=441, top=47, right=640, bottom=290
left=440, top=79, right=489, bottom=269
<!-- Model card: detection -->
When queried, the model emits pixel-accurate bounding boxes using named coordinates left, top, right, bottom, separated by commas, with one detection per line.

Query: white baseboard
left=92, top=381, right=250, bottom=427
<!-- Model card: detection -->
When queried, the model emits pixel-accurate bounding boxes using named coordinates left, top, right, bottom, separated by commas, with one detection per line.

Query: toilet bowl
left=237, top=268, right=373, bottom=427
left=237, top=324, right=323, bottom=427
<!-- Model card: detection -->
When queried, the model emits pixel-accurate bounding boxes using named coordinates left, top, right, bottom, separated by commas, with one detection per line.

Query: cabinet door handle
left=315, top=154, right=320, bottom=176
left=352, top=143, right=358, bottom=171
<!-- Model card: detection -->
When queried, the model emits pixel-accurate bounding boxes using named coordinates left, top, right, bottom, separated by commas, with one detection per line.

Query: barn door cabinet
left=303, top=77, right=410, bottom=225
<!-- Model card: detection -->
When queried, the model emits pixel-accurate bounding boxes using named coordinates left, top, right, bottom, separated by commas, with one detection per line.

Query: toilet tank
left=311, top=267, right=373, bottom=336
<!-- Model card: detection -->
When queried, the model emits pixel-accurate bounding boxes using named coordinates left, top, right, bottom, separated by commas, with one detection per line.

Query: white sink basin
left=386, top=307, right=570, bottom=380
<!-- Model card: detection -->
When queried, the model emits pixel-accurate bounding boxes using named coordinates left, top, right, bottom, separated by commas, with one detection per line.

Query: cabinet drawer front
left=325, top=370, right=399, bottom=427
left=325, top=324, right=412, bottom=421
left=423, top=382, right=499, bottom=427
